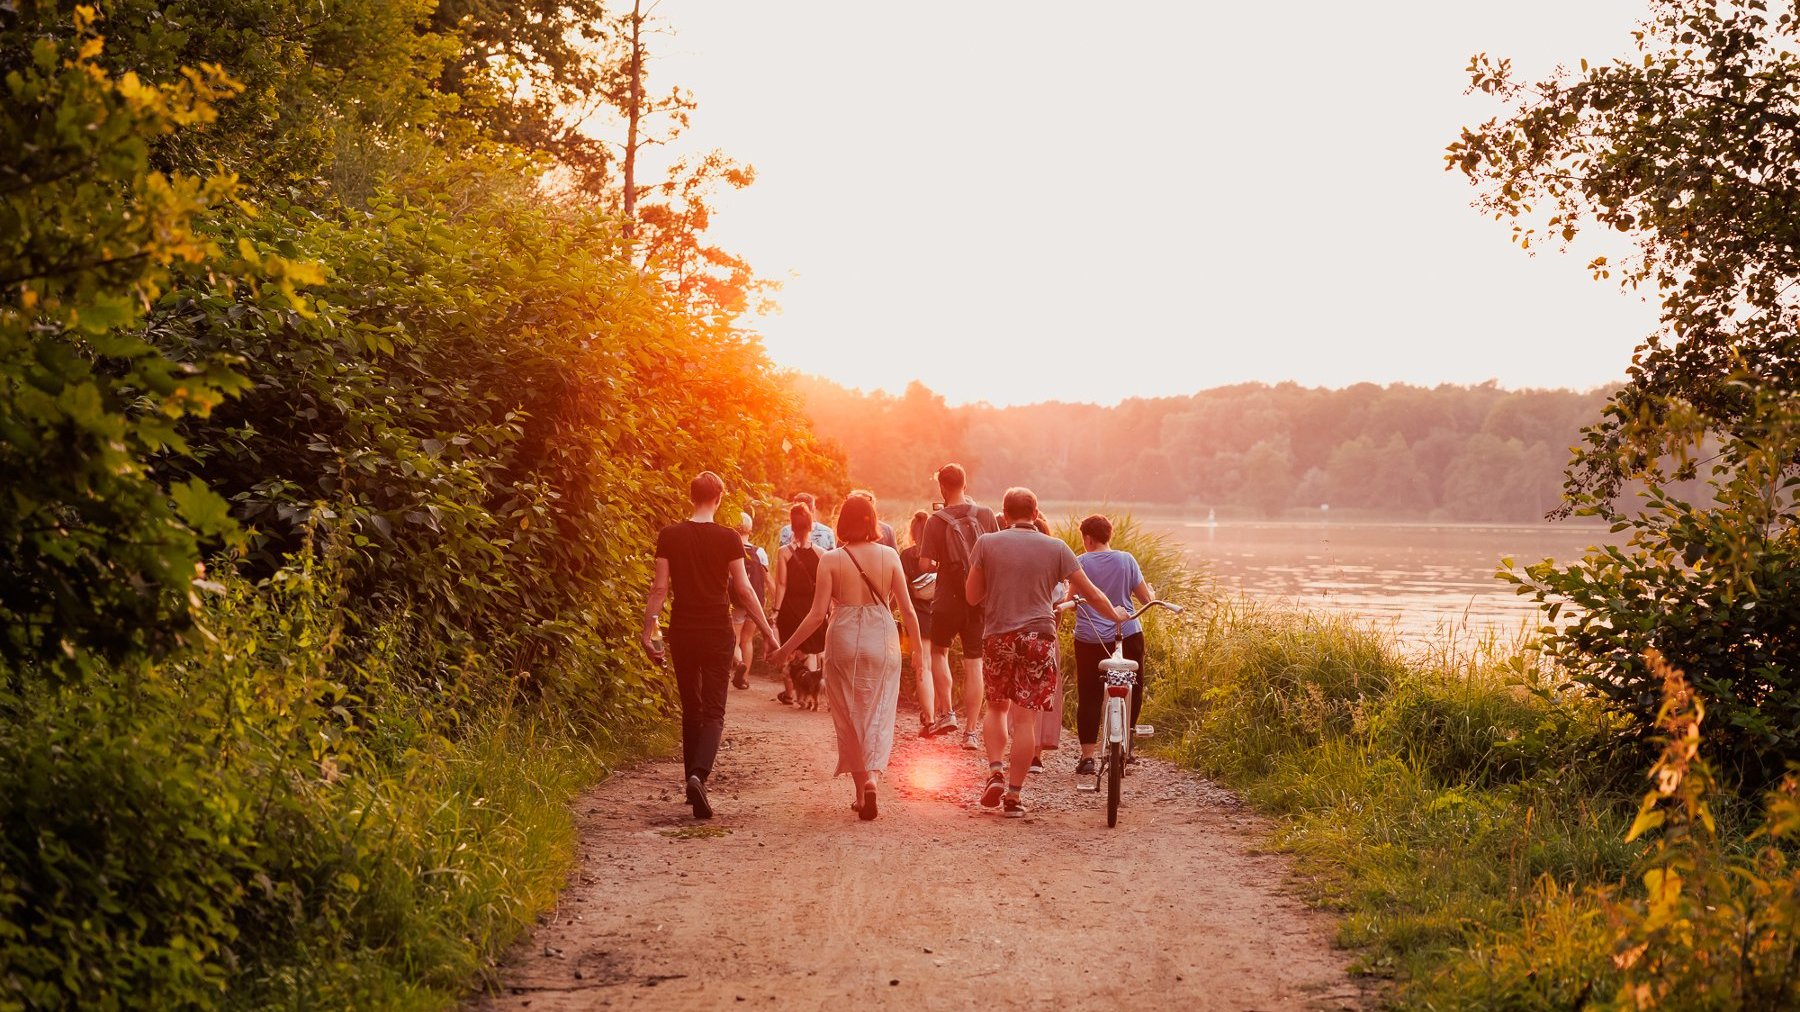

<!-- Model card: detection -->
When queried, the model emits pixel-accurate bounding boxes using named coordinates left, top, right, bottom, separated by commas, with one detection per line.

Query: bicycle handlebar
left=1056, top=597, right=1184, bottom=621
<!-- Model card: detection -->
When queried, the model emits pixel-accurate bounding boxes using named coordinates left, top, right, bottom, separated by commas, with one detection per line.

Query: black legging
left=1074, top=633, right=1146, bottom=746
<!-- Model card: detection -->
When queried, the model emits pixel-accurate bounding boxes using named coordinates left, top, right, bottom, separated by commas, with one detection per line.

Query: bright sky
left=642, top=1, right=1659, bottom=407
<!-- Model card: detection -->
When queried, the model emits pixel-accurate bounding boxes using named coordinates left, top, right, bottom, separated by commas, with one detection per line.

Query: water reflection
left=1144, top=518, right=1614, bottom=647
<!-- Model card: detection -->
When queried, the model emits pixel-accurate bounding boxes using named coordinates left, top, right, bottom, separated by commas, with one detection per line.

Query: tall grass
left=1146, top=594, right=1647, bottom=1003
left=0, top=553, right=672, bottom=1009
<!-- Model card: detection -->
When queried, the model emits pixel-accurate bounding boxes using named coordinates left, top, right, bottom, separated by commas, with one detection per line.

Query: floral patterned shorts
left=982, top=630, right=1060, bottom=710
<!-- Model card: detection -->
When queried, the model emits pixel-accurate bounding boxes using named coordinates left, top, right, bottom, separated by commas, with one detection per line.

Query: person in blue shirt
left=777, top=491, right=836, bottom=550
left=1069, top=514, right=1155, bottom=777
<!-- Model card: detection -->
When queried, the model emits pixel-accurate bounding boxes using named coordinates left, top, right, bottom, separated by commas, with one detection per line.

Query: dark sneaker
left=1002, top=794, right=1027, bottom=819
left=918, top=716, right=936, bottom=738
left=1075, top=757, right=1097, bottom=776
left=1029, top=755, right=1045, bottom=774
left=687, top=775, right=713, bottom=820
left=980, top=771, right=1006, bottom=808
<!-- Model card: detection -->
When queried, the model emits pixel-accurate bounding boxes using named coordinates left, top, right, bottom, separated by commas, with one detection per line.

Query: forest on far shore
left=794, top=375, right=1627, bottom=521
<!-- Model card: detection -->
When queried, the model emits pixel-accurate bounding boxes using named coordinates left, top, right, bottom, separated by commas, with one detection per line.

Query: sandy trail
left=475, top=669, right=1367, bottom=1011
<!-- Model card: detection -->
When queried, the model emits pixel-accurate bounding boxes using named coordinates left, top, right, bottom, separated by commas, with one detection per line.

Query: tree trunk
left=621, top=0, right=643, bottom=239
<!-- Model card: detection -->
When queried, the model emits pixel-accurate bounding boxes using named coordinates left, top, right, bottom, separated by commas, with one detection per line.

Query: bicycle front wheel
left=1106, top=740, right=1123, bottom=827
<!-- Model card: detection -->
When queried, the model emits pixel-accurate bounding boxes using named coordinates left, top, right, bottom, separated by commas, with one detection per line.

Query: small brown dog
left=790, top=656, right=823, bottom=712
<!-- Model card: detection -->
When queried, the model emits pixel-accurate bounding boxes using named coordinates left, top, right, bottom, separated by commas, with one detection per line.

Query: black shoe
left=980, top=770, right=1006, bottom=808
left=687, top=775, right=713, bottom=819
left=1029, top=755, right=1045, bottom=774
left=1075, top=757, right=1097, bottom=776
left=1002, top=794, right=1027, bottom=819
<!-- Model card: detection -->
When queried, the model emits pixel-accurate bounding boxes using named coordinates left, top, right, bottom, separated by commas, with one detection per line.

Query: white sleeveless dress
left=824, top=551, right=902, bottom=776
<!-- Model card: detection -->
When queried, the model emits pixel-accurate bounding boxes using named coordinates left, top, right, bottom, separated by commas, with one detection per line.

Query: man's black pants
left=668, top=626, right=734, bottom=781
left=1074, top=632, right=1147, bottom=745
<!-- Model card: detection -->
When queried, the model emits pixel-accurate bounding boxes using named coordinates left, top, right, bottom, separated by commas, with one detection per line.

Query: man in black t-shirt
left=644, top=471, right=779, bottom=819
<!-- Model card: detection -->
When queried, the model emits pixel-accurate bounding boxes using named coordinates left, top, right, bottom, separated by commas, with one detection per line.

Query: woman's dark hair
left=1079, top=513, right=1113, bottom=545
left=789, top=502, right=813, bottom=540
left=908, top=509, right=928, bottom=545
left=835, top=493, right=880, bottom=544
left=1032, top=517, right=1052, bottom=536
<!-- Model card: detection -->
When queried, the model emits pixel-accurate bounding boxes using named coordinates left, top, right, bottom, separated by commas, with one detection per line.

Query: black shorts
left=929, top=588, right=983, bottom=651
left=910, top=597, right=932, bottom=642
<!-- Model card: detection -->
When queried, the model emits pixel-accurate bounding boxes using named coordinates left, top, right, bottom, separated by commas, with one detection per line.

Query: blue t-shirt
left=1074, top=549, right=1144, bottom=643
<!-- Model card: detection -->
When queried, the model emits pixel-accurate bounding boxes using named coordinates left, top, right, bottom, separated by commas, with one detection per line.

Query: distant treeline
left=793, top=376, right=1619, bottom=521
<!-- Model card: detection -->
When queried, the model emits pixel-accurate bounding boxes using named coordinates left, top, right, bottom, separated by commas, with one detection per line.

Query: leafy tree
left=429, top=0, right=612, bottom=189
left=1450, top=0, right=1800, bottom=511
left=83, top=0, right=456, bottom=196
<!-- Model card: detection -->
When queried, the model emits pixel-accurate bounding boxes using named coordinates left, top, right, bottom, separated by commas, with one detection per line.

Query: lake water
left=1139, top=516, right=1616, bottom=646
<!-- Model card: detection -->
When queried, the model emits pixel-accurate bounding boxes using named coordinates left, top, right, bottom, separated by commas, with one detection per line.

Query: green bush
left=1, top=547, right=671, bottom=1008
left=0, top=7, right=254, bottom=671
left=1511, top=387, right=1800, bottom=787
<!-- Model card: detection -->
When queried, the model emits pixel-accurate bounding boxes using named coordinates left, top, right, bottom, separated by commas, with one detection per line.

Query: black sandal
left=776, top=691, right=794, bottom=705
left=858, top=785, right=878, bottom=821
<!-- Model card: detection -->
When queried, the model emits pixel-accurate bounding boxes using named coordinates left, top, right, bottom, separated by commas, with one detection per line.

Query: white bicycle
left=1059, top=597, right=1183, bottom=827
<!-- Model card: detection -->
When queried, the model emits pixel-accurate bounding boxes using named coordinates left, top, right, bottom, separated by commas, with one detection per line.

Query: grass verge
left=1146, top=598, right=1643, bottom=1005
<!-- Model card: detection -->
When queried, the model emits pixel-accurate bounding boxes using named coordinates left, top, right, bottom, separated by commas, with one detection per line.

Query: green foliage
left=1152, top=592, right=1639, bottom=1000
left=0, top=551, right=671, bottom=1008
left=1509, top=386, right=1800, bottom=786
left=0, top=1, right=839, bottom=1007
left=1451, top=0, right=1800, bottom=512
left=0, top=4, right=254, bottom=670
left=1441, top=655, right=1800, bottom=1010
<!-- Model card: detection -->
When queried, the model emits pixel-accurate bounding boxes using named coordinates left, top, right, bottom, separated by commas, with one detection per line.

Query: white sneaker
left=960, top=732, right=979, bottom=751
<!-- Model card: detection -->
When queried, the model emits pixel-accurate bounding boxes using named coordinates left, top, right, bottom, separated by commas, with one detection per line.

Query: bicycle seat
left=1099, top=657, right=1139, bottom=673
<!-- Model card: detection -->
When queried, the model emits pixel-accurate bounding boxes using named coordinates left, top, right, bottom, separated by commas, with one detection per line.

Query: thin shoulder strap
left=842, top=544, right=890, bottom=607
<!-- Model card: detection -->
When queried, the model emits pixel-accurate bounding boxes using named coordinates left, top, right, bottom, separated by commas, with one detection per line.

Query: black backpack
left=743, top=544, right=769, bottom=606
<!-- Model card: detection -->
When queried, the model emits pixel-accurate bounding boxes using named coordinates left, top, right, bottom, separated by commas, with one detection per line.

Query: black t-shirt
left=655, top=520, right=744, bottom=632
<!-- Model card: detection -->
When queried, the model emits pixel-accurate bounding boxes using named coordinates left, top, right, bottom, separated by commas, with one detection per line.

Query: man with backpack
left=918, top=463, right=1000, bottom=747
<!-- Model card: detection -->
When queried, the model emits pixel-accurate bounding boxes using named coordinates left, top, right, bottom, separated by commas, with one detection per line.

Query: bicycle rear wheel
left=1106, top=740, right=1123, bottom=827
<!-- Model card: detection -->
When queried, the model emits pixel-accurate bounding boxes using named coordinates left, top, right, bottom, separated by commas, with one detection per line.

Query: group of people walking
left=642, top=464, right=1148, bottom=822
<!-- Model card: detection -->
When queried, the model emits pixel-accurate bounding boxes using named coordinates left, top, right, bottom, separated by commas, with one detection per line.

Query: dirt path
left=475, top=669, right=1368, bottom=1011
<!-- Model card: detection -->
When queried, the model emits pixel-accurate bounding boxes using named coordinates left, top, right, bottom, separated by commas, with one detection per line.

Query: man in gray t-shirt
left=965, top=487, right=1128, bottom=819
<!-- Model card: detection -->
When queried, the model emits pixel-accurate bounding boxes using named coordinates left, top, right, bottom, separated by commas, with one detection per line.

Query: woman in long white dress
left=770, top=493, right=927, bottom=820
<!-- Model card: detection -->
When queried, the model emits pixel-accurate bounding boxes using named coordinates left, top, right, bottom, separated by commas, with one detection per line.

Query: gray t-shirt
left=968, top=527, right=1080, bottom=637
